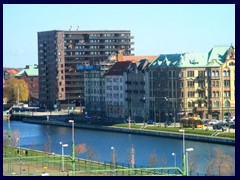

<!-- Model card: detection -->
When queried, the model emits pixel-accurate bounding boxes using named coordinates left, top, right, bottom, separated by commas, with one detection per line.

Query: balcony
left=125, top=81, right=132, bottom=84
left=210, top=76, right=220, bottom=80
left=196, top=87, right=205, bottom=91
left=196, top=76, right=206, bottom=81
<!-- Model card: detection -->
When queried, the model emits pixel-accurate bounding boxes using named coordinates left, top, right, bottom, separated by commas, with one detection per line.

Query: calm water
left=3, top=121, right=235, bottom=174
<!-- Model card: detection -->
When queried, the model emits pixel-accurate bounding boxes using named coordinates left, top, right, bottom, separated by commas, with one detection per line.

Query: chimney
left=26, top=65, right=29, bottom=69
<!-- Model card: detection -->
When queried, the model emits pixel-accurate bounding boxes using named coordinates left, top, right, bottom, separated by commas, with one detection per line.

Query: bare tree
left=86, top=146, right=95, bottom=161
left=206, top=148, right=235, bottom=176
left=42, top=129, right=52, bottom=152
left=206, top=149, right=215, bottom=176
left=75, top=144, right=87, bottom=156
left=213, top=148, right=234, bottom=176
left=11, top=130, right=19, bottom=147
left=149, top=150, right=158, bottom=168
left=189, top=155, right=198, bottom=176
left=160, top=154, right=167, bottom=167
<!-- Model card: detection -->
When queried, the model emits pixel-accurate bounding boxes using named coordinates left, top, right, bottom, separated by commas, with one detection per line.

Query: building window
left=188, top=91, right=194, bottom=98
left=224, top=80, right=230, bottom=87
left=224, top=100, right=230, bottom=107
left=198, top=71, right=205, bottom=77
left=187, top=81, right=194, bottom=87
left=224, top=91, right=230, bottom=97
left=113, top=86, right=119, bottom=90
left=187, top=71, right=194, bottom=77
left=213, top=101, right=219, bottom=107
left=107, top=86, right=112, bottom=90
left=226, top=70, right=230, bottom=77
left=168, top=71, right=172, bottom=78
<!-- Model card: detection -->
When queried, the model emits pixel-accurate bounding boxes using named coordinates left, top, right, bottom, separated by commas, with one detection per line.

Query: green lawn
left=112, top=123, right=235, bottom=139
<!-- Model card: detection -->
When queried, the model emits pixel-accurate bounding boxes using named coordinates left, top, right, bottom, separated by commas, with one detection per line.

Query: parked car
left=208, top=120, right=219, bottom=125
left=147, top=119, right=155, bottom=124
left=227, top=121, right=235, bottom=129
left=213, top=122, right=224, bottom=130
left=125, top=119, right=135, bottom=124
left=164, top=121, right=172, bottom=126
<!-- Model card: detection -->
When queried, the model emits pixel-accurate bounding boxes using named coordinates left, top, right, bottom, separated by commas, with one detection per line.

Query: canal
left=3, top=120, right=235, bottom=175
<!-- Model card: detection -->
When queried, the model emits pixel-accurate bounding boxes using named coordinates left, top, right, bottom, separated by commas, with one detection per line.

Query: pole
left=7, top=117, right=11, bottom=146
left=69, top=120, right=75, bottom=176
left=186, top=151, right=189, bottom=176
left=17, top=87, right=19, bottom=105
left=186, top=148, right=194, bottom=176
left=61, top=143, right=64, bottom=172
left=111, top=147, right=115, bottom=169
left=131, top=144, right=135, bottom=168
left=172, top=153, right=176, bottom=167
left=68, top=98, right=69, bottom=120
left=179, top=130, right=186, bottom=175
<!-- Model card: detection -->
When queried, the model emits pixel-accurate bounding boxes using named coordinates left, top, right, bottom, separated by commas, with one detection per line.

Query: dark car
left=213, top=123, right=224, bottom=130
left=228, top=122, right=235, bottom=129
left=164, top=121, right=172, bottom=126
left=125, top=119, right=135, bottom=124
left=147, top=119, right=155, bottom=124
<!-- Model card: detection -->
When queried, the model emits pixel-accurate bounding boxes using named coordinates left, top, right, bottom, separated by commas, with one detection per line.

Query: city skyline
left=3, top=4, right=235, bottom=68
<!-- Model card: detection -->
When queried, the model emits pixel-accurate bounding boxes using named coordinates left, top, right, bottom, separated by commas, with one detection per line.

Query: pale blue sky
left=3, top=4, right=235, bottom=68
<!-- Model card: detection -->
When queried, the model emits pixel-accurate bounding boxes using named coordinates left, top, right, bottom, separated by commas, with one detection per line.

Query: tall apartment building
left=38, top=29, right=134, bottom=109
left=148, top=45, right=235, bottom=121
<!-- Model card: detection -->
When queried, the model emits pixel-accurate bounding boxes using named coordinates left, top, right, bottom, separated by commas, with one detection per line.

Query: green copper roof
left=15, top=65, right=38, bottom=77
left=149, top=45, right=232, bottom=68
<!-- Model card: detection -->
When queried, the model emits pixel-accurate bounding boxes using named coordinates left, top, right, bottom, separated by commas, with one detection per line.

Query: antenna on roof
left=69, top=25, right=73, bottom=31
left=77, top=25, right=80, bottom=31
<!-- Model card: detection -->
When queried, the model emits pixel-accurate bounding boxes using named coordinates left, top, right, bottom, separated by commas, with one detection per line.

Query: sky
left=3, top=4, right=235, bottom=68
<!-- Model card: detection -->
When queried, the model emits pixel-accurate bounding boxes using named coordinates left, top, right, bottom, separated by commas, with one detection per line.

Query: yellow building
left=148, top=45, right=235, bottom=121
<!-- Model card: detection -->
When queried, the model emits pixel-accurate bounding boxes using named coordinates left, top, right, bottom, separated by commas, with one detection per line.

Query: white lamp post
left=16, top=138, right=20, bottom=155
left=186, top=148, right=194, bottom=176
left=111, top=146, right=116, bottom=169
left=179, top=129, right=186, bottom=175
left=69, top=120, right=75, bottom=176
left=172, top=152, right=176, bottom=167
left=59, top=142, right=68, bottom=172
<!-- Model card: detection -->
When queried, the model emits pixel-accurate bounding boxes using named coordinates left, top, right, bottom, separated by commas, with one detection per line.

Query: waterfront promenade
left=7, top=110, right=235, bottom=145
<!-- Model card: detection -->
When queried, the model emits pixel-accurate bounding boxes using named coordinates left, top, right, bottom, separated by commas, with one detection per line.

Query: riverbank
left=21, top=118, right=235, bottom=146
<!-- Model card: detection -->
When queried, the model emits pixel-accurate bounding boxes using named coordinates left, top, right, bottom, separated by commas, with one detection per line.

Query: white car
left=208, top=120, right=219, bottom=125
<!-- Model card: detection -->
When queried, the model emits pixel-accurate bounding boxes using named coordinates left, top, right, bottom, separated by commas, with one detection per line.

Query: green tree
left=4, top=78, right=29, bottom=102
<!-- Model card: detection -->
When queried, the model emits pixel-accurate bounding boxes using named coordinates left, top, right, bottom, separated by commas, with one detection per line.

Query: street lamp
left=186, top=148, right=194, bottom=176
left=16, top=138, right=20, bottom=155
left=7, top=117, right=11, bottom=146
left=179, top=129, right=186, bottom=175
left=111, top=146, right=116, bottom=169
left=172, top=152, right=176, bottom=167
left=69, top=120, right=75, bottom=176
left=59, top=142, right=68, bottom=172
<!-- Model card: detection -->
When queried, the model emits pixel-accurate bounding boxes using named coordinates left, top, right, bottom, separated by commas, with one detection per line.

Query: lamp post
left=69, top=120, right=75, bottom=176
left=16, top=137, right=22, bottom=175
left=59, top=142, right=68, bottom=172
left=186, top=148, right=194, bottom=176
left=172, top=152, right=176, bottom=167
left=16, top=138, right=20, bottom=155
left=7, top=117, right=11, bottom=146
left=179, top=129, right=186, bottom=175
left=111, top=146, right=116, bottom=169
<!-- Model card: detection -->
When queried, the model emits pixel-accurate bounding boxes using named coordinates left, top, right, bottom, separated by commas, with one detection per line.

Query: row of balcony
left=125, top=90, right=145, bottom=93
left=64, top=35, right=134, bottom=40
left=125, top=81, right=145, bottom=85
